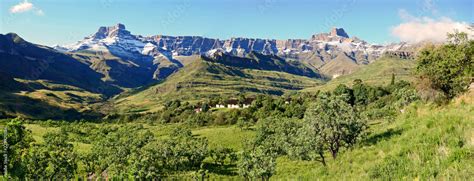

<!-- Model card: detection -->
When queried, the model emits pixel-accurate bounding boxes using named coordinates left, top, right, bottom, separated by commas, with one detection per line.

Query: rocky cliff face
left=58, top=24, right=410, bottom=77
left=144, top=35, right=221, bottom=56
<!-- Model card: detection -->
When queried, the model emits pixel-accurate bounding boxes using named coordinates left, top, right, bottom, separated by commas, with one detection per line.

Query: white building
left=215, top=104, right=226, bottom=108
left=227, top=104, right=240, bottom=109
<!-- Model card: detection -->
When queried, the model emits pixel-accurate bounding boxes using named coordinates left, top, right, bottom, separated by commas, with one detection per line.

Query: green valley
left=114, top=56, right=322, bottom=113
left=0, top=9, right=472, bottom=180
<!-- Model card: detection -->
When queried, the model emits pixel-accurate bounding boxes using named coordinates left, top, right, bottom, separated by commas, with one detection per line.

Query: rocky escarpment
left=58, top=23, right=411, bottom=78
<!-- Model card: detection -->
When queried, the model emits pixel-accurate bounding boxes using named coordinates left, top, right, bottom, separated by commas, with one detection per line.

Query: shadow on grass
left=204, top=163, right=238, bottom=176
left=363, top=128, right=403, bottom=146
left=241, top=127, right=256, bottom=131
left=0, top=90, right=103, bottom=120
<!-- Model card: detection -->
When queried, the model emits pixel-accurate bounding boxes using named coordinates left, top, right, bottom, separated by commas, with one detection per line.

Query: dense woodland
left=0, top=33, right=472, bottom=179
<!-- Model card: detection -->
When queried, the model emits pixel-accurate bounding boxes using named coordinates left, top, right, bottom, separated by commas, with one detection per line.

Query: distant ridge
left=57, top=24, right=412, bottom=78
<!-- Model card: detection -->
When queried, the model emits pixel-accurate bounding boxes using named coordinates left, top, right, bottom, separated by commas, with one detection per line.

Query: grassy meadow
left=19, top=89, right=473, bottom=179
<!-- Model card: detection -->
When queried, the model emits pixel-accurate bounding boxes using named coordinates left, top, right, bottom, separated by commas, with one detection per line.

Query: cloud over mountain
left=391, top=9, right=472, bottom=43
left=10, top=0, right=43, bottom=15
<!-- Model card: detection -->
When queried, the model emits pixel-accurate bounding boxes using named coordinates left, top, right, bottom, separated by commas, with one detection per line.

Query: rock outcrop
left=58, top=24, right=410, bottom=78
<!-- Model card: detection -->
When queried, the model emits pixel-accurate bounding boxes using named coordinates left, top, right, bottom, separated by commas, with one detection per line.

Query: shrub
left=209, top=147, right=237, bottom=165
left=416, top=32, right=473, bottom=99
left=304, top=93, right=367, bottom=159
left=238, top=142, right=277, bottom=181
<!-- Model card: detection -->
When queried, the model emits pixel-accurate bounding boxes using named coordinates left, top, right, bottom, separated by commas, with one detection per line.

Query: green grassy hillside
left=303, top=56, right=416, bottom=92
left=21, top=90, right=473, bottom=179
left=0, top=33, right=121, bottom=96
left=0, top=79, right=104, bottom=119
left=113, top=57, right=322, bottom=113
left=203, top=51, right=320, bottom=78
left=271, top=91, right=473, bottom=179
left=318, top=52, right=362, bottom=77
left=70, top=50, right=159, bottom=88
left=153, top=90, right=470, bottom=179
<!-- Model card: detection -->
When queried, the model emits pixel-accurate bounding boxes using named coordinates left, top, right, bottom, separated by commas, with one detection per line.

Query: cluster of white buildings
left=195, top=98, right=255, bottom=113
left=213, top=98, right=254, bottom=109
left=214, top=104, right=250, bottom=109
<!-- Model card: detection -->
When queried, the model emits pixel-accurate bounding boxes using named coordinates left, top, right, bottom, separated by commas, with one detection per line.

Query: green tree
left=296, top=123, right=327, bottom=165
left=201, top=102, right=210, bottom=112
left=23, top=131, right=78, bottom=179
left=88, top=125, right=154, bottom=178
left=447, top=30, right=468, bottom=45
left=238, top=142, right=276, bottom=181
left=237, top=117, right=252, bottom=130
left=334, top=84, right=354, bottom=105
left=304, top=93, right=366, bottom=159
left=187, top=112, right=210, bottom=126
left=416, top=31, right=473, bottom=99
left=209, top=147, right=237, bottom=165
left=238, top=94, right=246, bottom=105
left=0, top=119, right=33, bottom=178
left=159, top=127, right=208, bottom=172
left=129, top=142, right=166, bottom=179
left=353, top=80, right=369, bottom=105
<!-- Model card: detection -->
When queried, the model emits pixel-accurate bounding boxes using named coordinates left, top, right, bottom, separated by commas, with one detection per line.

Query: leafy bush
left=0, top=119, right=33, bottom=178
left=416, top=32, right=473, bottom=99
left=22, top=131, right=78, bottom=179
left=238, top=142, right=277, bottom=181
left=305, top=93, right=367, bottom=159
left=209, top=147, right=238, bottom=165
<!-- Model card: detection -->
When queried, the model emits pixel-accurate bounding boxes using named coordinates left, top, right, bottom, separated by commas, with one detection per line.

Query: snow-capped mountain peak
left=60, top=23, right=153, bottom=58
left=330, top=27, right=350, bottom=38
left=57, top=24, right=409, bottom=67
left=91, top=23, right=131, bottom=40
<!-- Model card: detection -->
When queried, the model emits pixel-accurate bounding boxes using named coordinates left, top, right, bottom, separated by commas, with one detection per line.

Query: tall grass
left=21, top=91, right=474, bottom=179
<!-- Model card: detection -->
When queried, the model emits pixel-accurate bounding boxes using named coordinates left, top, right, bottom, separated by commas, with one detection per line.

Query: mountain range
left=57, top=23, right=412, bottom=78
left=0, top=23, right=416, bottom=118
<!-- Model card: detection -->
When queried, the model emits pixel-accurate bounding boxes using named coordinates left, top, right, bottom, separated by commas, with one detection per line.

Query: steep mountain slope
left=61, top=24, right=186, bottom=83
left=113, top=56, right=322, bottom=113
left=61, top=24, right=401, bottom=59
left=69, top=50, right=159, bottom=88
left=203, top=50, right=320, bottom=78
left=0, top=33, right=120, bottom=95
left=0, top=33, right=114, bottom=119
left=0, top=26, right=419, bottom=118
left=58, top=24, right=412, bottom=78
left=0, top=72, right=26, bottom=92
left=303, top=56, right=416, bottom=92
left=318, top=52, right=362, bottom=77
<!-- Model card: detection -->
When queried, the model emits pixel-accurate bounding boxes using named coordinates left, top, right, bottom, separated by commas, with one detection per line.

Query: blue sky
left=1, top=0, right=472, bottom=45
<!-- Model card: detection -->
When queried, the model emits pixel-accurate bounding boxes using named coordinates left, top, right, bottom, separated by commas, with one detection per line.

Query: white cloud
left=10, top=0, right=44, bottom=15
left=10, top=1, right=33, bottom=13
left=391, top=9, right=473, bottom=43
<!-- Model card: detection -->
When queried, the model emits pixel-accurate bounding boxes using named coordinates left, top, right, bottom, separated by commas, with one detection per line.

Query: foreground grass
left=273, top=101, right=473, bottom=179
left=23, top=91, right=473, bottom=179
left=273, top=91, right=474, bottom=180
